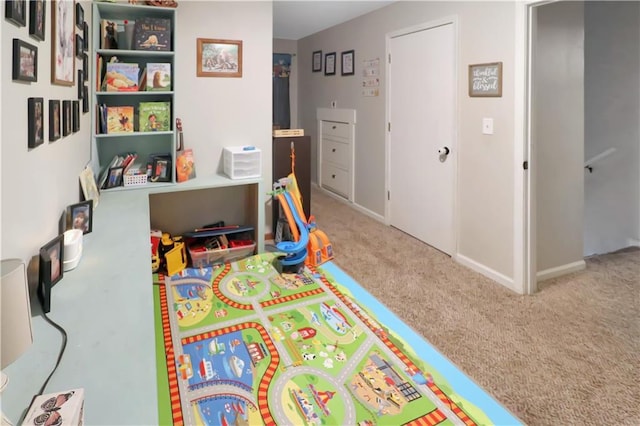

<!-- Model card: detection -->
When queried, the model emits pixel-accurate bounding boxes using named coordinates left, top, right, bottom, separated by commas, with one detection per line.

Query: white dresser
left=317, top=108, right=356, bottom=200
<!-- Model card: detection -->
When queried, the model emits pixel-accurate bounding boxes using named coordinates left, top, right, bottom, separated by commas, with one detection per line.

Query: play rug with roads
left=153, top=252, right=521, bottom=426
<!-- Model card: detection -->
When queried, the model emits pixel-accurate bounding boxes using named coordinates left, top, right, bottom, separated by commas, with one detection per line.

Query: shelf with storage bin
left=92, top=1, right=177, bottom=190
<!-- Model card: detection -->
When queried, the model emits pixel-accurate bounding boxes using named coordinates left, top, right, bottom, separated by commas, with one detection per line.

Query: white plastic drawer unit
left=321, top=139, right=350, bottom=170
left=322, top=120, right=350, bottom=141
left=321, top=162, right=350, bottom=197
left=223, top=146, right=261, bottom=179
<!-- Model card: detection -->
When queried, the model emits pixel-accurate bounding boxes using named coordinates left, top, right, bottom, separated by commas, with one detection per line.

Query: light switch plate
left=482, top=118, right=494, bottom=135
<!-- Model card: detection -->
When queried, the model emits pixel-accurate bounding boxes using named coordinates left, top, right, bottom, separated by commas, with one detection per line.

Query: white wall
left=584, top=1, right=640, bottom=255
left=1, top=1, right=93, bottom=264
left=533, top=1, right=585, bottom=273
left=273, top=38, right=298, bottom=128
left=297, top=1, right=518, bottom=281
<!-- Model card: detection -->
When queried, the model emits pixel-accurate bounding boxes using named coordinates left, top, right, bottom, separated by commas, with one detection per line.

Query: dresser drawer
left=321, top=162, right=350, bottom=198
left=321, top=120, right=351, bottom=141
left=322, top=139, right=350, bottom=170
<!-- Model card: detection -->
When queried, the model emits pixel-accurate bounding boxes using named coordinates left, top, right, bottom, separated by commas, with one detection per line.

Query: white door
left=388, top=22, right=456, bottom=255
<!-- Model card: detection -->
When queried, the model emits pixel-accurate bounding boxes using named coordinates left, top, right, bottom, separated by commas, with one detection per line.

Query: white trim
left=384, top=15, right=459, bottom=250
left=455, top=254, right=521, bottom=294
left=313, top=183, right=385, bottom=223
left=536, top=260, right=586, bottom=282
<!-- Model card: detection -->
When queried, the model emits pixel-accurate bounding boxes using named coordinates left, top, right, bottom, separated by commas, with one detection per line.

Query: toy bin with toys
left=184, top=225, right=255, bottom=268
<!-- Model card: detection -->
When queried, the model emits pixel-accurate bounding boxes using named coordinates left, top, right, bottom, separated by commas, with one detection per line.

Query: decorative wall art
left=196, top=38, right=242, bottom=78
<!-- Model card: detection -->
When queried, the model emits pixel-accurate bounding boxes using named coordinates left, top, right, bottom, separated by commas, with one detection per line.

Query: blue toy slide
left=276, top=191, right=309, bottom=266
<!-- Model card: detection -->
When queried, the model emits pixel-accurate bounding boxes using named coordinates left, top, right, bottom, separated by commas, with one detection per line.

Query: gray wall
left=533, top=1, right=585, bottom=273
left=584, top=1, right=640, bottom=255
left=297, top=1, right=518, bottom=282
left=1, top=2, right=272, bottom=263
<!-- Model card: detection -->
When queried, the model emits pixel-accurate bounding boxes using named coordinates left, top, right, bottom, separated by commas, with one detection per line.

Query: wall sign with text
left=468, top=62, right=502, bottom=97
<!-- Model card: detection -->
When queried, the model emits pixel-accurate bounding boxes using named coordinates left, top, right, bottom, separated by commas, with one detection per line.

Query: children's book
left=133, top=17, right=171, bottom=51
left=106, top=106, right=134, bottom=133
left=103, top=62, right=139, bottom=92
left=139, top=102, right=171, bottom=132
left=176, top=149, right=196, bottom=182
left=146, top=63, right=171, bottom=91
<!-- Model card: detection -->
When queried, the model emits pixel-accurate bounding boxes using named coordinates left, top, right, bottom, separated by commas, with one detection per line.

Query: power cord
left=37, top=311, right=68, bottom=396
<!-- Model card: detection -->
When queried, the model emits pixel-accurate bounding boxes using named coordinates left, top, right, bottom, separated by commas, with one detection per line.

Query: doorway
left=386, top=19, right=457, bottom=255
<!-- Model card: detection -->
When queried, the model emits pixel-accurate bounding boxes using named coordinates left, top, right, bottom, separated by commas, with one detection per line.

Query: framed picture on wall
left=324, top=52, right=336, bottom=76
left=49, top=99, right=61, bottom=142
left=51, top=0, right=75, bottom=86
left=341, top=50, right=354, bottom=76
left=28, top=97, right=44, bottom=149
left=196, top=38, right=242, bottom=78
left=62, top=100, right=71, bottom=136
left=5, top=0, right=26, bottom=27
left=12, top=38, right=38, bottom=82
left=468, top=62, right=503, bottom=97
left=72, top=100, right=80, bottom=132
left=312, top=50, right=322, bottom=72
left=29, top=0, right=46, bottom=40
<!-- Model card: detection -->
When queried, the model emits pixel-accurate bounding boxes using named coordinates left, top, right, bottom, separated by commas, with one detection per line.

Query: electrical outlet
left=482, top=118, right=494, bottom=135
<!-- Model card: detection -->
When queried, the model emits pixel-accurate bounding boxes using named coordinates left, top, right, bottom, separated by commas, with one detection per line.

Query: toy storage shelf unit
left=183, top=226, right=255, bottom=268
left=223, top=146, right=262, bottom=179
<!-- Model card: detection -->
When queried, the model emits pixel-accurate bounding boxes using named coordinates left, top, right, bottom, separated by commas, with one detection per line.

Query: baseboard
left=455, top=253, right=520, bottom=294
left=313, top=183, right=386, bottom=223
left=536, top=260, right=586, bottom=282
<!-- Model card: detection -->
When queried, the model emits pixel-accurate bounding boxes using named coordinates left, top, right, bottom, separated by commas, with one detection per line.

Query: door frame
left=384, top=16, right=459, bottom=256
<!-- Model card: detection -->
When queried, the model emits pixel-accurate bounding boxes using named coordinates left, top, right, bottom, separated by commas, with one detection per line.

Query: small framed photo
left=312, top=50, right=322, bottom=72
left=77, top=70, right=84, bottom=98
left=62, top=100, right=71, bottom=136
left=196, top=38, right=242, bottom=78
left=12, top=38, right=37, bottom=82
left=72, top=100, right=80, bottom=132
left=28, top=97, right=44, bottom=148
left=38, top=234, right=64, bottom=313
left=67, top=200, right=92, bottom=234
left=75, top=34, right=83, bottom=58
left=105, top=166, right=124, bottom=189
left=5, top=0, right=26, bottom=26
left=49, top=99, right=61, bottom=142
left=82, top=86, right=89, bottom=113
left=29, top=0, right=46, bottom=40
left=82, top=53, right=88, bottom=80
left=324, top=52, right=336, bottom=76
left=75, top=2, right=83, bottom=28
left=83, top=21, right=88, bottom=51
left=151, top=157, right=172, bottom=182
left=79, top=166, right=99, bottom=209
left=341, top=50, right=354, bottom=76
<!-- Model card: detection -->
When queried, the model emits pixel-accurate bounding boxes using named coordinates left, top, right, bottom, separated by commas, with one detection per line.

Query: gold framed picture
left=197, top=38, right=242, bottom=78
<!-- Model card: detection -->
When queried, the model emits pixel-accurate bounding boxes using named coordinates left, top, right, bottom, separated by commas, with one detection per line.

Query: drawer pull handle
left=332, top=125, right=337, bottom=129
left=332, top=174, right=336, bottom=179
left=332, top=148, right=336, bottom=152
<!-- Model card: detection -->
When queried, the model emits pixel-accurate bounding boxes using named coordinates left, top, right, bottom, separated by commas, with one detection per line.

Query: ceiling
left=273, top=1, right=395, bottom=40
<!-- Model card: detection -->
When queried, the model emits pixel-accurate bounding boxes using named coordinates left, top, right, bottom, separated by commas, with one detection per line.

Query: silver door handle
left=438, top=147, right=450, bottom=156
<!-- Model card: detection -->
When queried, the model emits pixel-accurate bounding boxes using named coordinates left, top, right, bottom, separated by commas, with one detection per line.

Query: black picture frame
left=82, top=86, right=89, bottom=113
left=341, top=50, right=355, bottom=76
left=75, top=34, right=83, bottom=58
left=62, top=100, right=71, bottom=136
left=12, top=38, right=37, bottom=82
left=77, top=70, right=84, bottom=99
left=75, top=1, right=83, bottom=28
left=49, top=99, right=61, bottom=142
left=83, top=21, right=88, bottom=52
left=151, top=157, right=172, bottom=182
left=324, top=52, right=336, bottom=76
left=39, top=234, right=65, bottom=313
left=312, top=50, right=322, bottom=72
left=67, top=200, right=93, bottom=234
left=82, top=53, right=88, bottom=80
left=28, top=97, right=44, bottom=148
left=105, top=166, right=124, bottom=189
left=5, top=0, right=26, bottom=26
left=29, top=0, right=45, bottom=40
left=72, top=100, right=80, bottom=132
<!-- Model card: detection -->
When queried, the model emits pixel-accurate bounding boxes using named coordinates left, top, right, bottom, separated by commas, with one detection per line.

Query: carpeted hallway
left=309, top=185, right=640, bottom=426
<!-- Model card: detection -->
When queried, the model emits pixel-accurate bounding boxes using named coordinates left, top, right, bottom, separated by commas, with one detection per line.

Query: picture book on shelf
left=103, top=62, right=139, bottom=92
left=146, top=63, right=171, bottom=91
left=139, top=102, right=170, bottom=132
left=176, top=148, right=196, bottom=182
left=133, top=17, right=171, bottom=51
left=106, top=106, right=134, bottom=134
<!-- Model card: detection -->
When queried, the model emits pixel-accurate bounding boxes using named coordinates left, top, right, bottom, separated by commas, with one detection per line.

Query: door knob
left=438, top=147, right=450, bottom=156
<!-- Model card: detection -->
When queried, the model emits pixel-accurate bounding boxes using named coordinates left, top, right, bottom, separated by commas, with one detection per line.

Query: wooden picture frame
left=29, top=0, right=46, bottom=40
left=72, top=100, right=80, bottom=132
left=5, top=0, right=26, bottom=27
left=312, top=50, right=322, bottom=72
left=341, top=50, right=354, bottom=76
left=151, top=157, right=172, bottom=182
left=28, top=97, right=44, bottom=148
left=12, top=38, right=37, bottom=82
left=49, top=99, right=61, bottom=142
left=468, top=62, right=503, bottom=97
left=51, top=0, right=75, bottom=86
left=324, top=52, right=336, bottom=76
left=62, top=100, right=71, bottom=136
left=75, top=1, right=83, bottom=29
left=196, top=38, right=242, bottom=78
left=67, top=200, right=92, bottom=234
left=105, top=166, right=124, bottom=189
